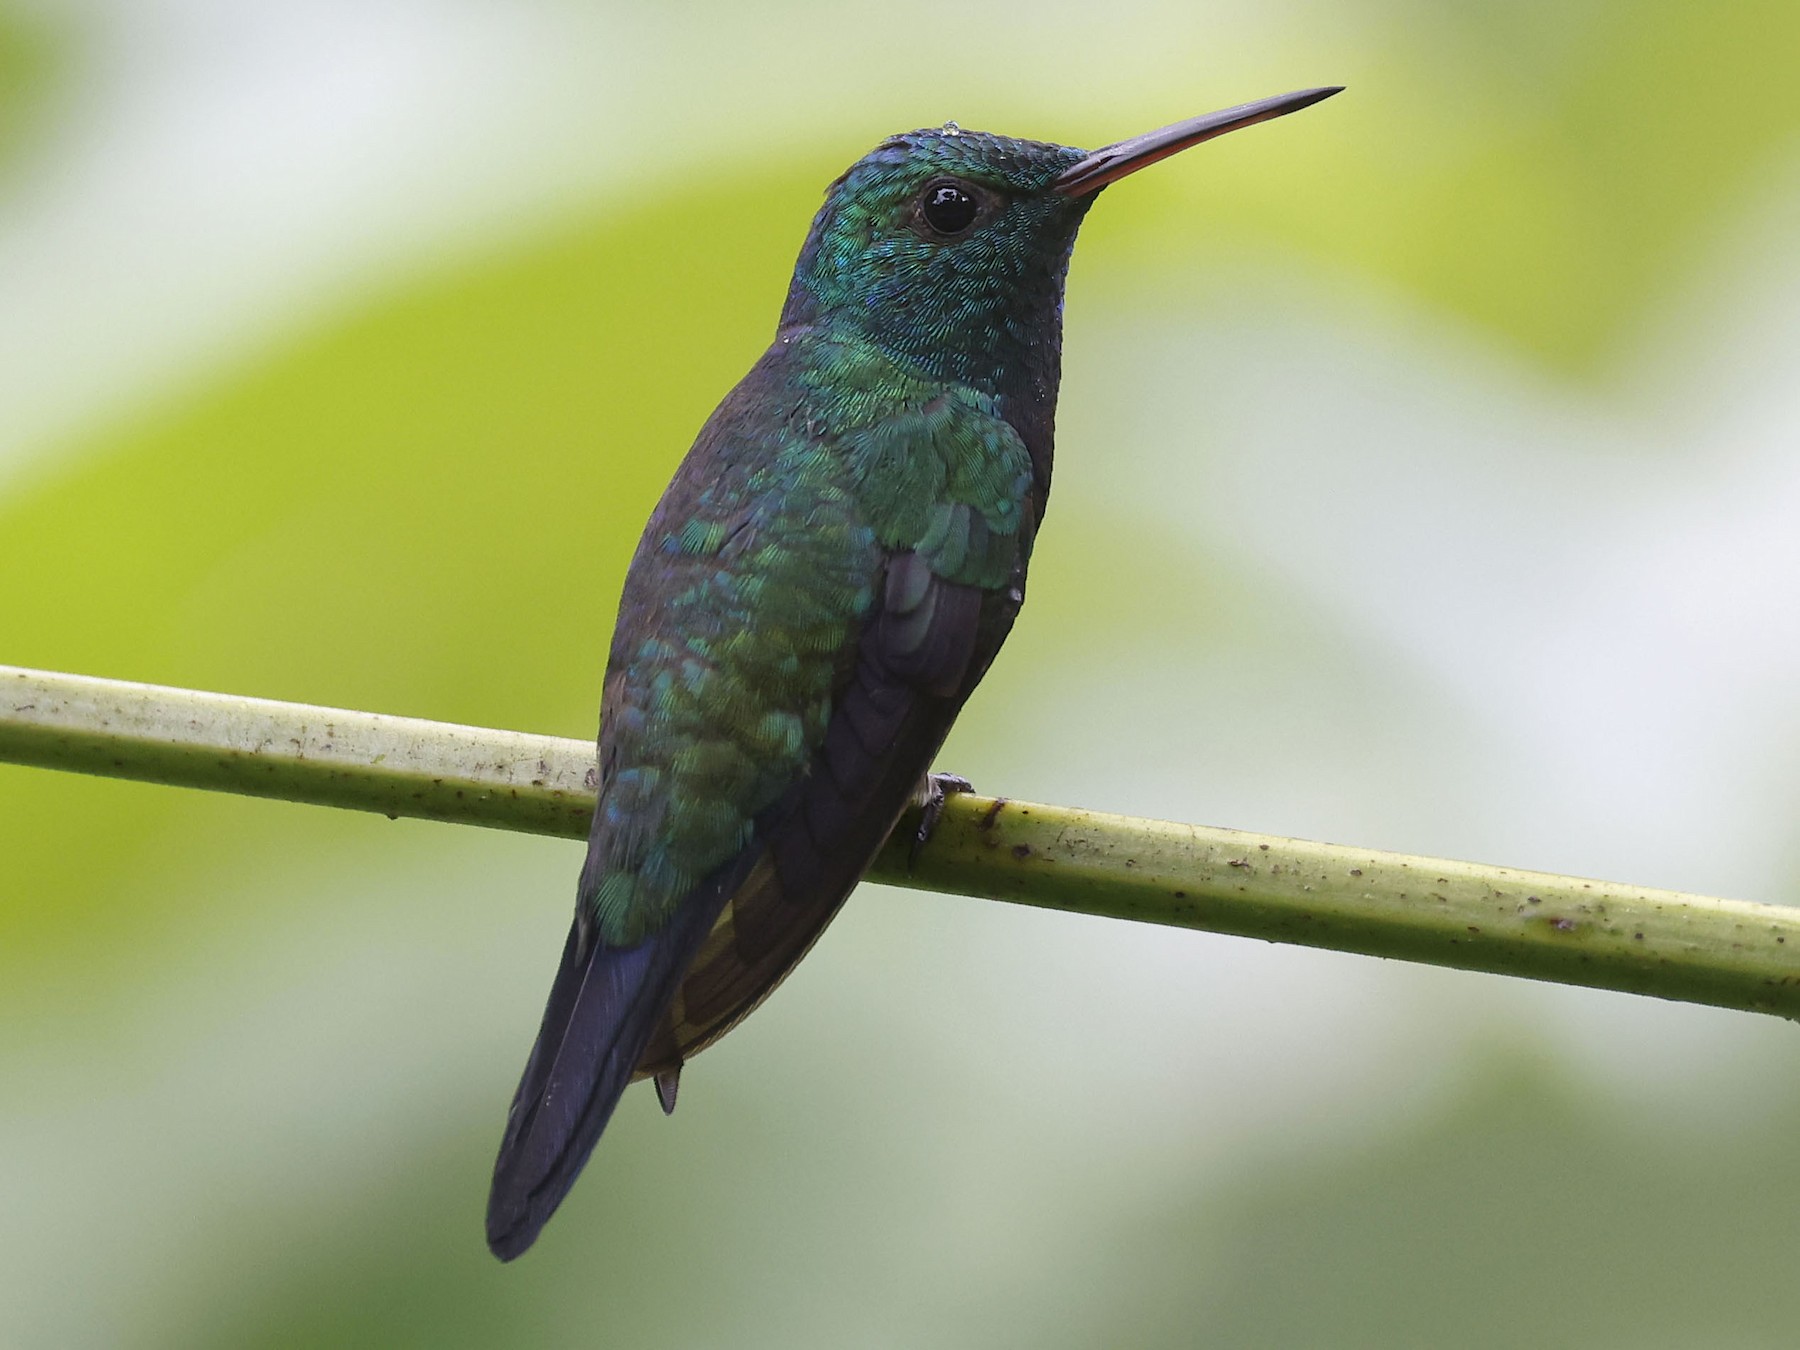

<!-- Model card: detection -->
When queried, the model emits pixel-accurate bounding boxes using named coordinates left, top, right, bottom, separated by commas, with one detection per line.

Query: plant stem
left=5, top=663, right=1797, bottom=1019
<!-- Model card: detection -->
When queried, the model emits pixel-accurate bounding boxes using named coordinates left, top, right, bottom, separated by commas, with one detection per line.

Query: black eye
left=920, top=181, right=979, bottom=235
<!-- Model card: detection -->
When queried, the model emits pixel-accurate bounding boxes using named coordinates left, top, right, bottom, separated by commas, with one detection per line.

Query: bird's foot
left=910, top=771, right=974, bottom=869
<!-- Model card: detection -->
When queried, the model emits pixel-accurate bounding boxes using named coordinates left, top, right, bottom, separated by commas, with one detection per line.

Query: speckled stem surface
left=6, top=664, right=1798, bottom=1018
left=0, top=664, right=598, bottom=838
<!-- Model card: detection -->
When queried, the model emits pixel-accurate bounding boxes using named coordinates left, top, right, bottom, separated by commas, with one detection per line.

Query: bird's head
left=780, top=88, right=1341, bottom=392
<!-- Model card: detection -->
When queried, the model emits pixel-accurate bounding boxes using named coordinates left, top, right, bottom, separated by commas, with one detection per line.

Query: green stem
left=5, top=664, right=1797, bottom=1019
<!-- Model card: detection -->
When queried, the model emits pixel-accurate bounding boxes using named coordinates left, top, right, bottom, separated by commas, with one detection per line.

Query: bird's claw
left=910, top=771, right=974, bottom=869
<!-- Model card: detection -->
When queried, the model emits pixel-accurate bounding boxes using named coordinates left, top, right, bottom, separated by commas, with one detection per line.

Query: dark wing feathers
left=639, top=562, right=996, bottom=1071
left=876, top=553, right=985, bottom=696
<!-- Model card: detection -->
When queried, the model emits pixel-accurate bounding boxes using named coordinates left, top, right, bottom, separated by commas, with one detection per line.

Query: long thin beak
left=1053, top=86, right=1343, bottom=196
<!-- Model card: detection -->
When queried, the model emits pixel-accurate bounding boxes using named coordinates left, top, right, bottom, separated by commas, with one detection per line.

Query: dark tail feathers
left=485, top=901, right=719, bottom=1260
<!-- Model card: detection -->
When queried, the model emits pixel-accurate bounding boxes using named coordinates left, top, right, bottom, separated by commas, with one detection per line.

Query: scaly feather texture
left=487, top=88, right=1341, bottom=1259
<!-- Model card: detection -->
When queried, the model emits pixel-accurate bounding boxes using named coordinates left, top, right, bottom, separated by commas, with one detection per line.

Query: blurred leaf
left=0, top=3, right=67, bottom=182
left=0, top=164, right=820, bottom=968
left=1086, top=0, right=1800, bottom=376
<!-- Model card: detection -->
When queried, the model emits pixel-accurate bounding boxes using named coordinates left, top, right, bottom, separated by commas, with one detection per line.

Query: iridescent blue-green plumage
left=487, top=89, right=1341, bottom=1260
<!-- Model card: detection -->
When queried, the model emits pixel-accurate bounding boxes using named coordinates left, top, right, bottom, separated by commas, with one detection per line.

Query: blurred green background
left=3, top=1, right=1799, bottom=1345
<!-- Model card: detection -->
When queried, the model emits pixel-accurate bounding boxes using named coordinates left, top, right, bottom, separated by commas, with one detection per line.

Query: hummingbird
left=486, top=85, right=1341, bottom=1259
